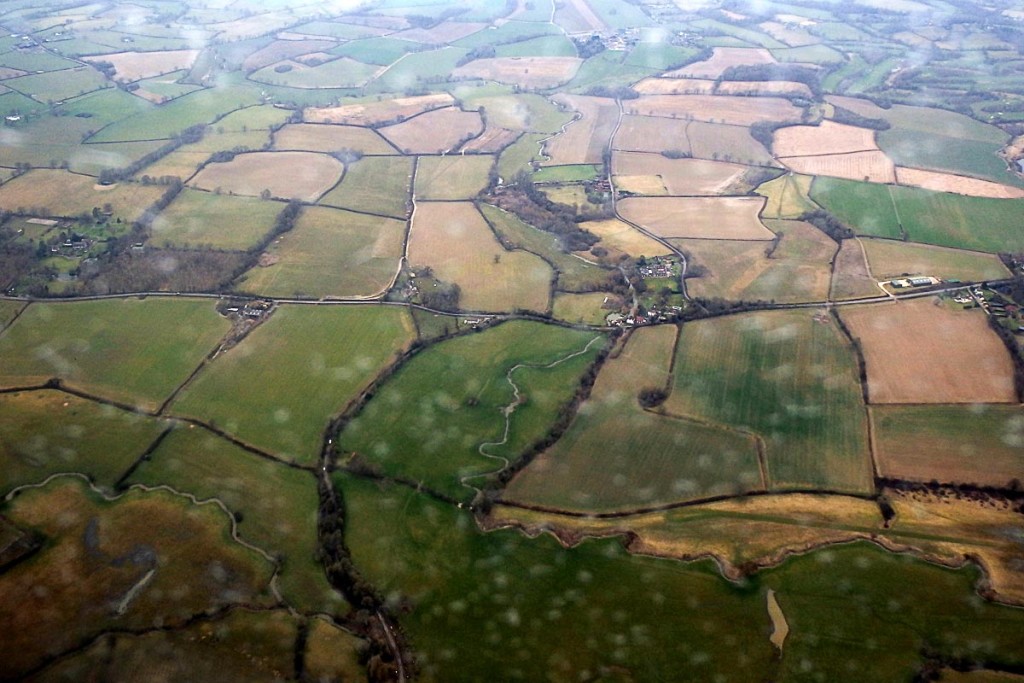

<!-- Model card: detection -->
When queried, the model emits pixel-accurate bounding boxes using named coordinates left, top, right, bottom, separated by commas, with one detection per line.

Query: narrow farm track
left=459, top=335, right=605, bottom=496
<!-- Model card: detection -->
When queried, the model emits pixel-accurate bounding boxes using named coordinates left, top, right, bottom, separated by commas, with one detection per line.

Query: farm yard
left=840, top=299, right=1016, bottom=404
left=4, top=0, right=1024, bottom=678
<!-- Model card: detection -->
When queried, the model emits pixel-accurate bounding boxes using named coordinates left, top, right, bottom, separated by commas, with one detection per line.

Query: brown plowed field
left=305, top=93, right=454, bottom=126
left=378, top=107, right=484, bottom=154
left=189, top=151, right=343, bottom=202
left=774, top=121, right=879, bottom=157
left=781, top=151, right=896, bottom=183
left=452, top=57, right=583, bottom=89
left=85, top=50, right=200, bottom=81
left=272, top=123, right=396, bottom=154
left=613, top=152, right=749, bottom=195
left=664, top=47, right=777, bottom=79
left=618, top=196, right=774, bottom=240
left=840, top=298, right=1017, bottom=404
left=716, top=80, right=814, bottom=98
left=613, top=115, right=690, bottom=154
left=622, top=95, right=803, bottom=127
left=241, top=40, right=335, bottom=71
left=895, top=167, right=1024, bottom=199
left=392, top=20, right=486, bottom=44
left=460, top=126, right=520, bottom=153
left=543, top=94, right=619, bottom=165
left=633, top=78, right=716, bottom=95
left=825, top=95, right=889, bottom=119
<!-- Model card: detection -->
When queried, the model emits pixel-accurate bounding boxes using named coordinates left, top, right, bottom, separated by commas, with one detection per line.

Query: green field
left=665, top=309, right=873, bottom=492
left=811, top=177, right=1024, bottom=252
left=533, top=164, right=600, bottom=183
left=0, top=299, right=231, bottom=411
left=496, top=131, right=545, bottom=180
left=368, top=46, right=469, bottom=93
left=872, top=404, right=1024, bottom=487
left=551, top=291, right=612, bottom=325
left=343, top=472, right=1024, bottom=680
left=6, top=67, right=110, bottom=103
left=0, top=390, right=167, bottom=494
left=506, top=326, right=764, bottom=512
left=127, top=425, right=345, bottom=613
left=624, top=43, right=701, bottom=71
left=249, top=57, right=380, bottom=89
left=453, top=20, right=560, bottom=50
left=236, top=205, right=404, bottom=298
left=456, top=90, right=572, bottom=134
left=478, top=201, right=614, bottom=292
left=172, top=304, right=414, bottom=464
left=0, top=300, right=24, bottom=328
left=338, top=320, right=602, bottom=501
left=494, top=34, right=576, bottom=58
left=414, top=154, right=493, bottom=200
left=337, top=472, right=778, bottom=681
left=332, top=36, right=418, bottom=65
left=318, top=155, right=412, bottom=218
left=89, top=84, right=265, bottom=142
left=567, top=50, right=656, bottom=94
left=153, top=188, right=282, bottom=250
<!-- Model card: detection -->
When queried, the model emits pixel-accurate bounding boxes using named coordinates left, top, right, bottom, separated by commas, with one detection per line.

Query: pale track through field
left=459, top=335, right=605, bottom=496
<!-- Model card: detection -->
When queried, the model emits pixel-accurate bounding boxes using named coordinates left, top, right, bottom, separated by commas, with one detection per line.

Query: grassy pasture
left=133, top=69, right=203, bottom=102
left=840, top=300, right=1015, bottom=405
left=478, top=202, right=614, bottom=292
left=6, top=67, right=109, bottom=102
left=34, top=608, right=300, bottom=683
left=379, top=107, right=483, bottom=154
left=872, top=404, right=1024, bottom=487
left=0, top=390, right=167, bottom=495
left=666, top=310, right=873, bottom=492
left=496, top=131, right=544, bottom=180
left=551, top=292, right=613, bottom=325
left=455, top=91, right=571, bottom=134
left=567, top=49, right=656, bottom=94
left=128, top=426, right=345, bottom=613
left=811, top=177, right=1024, bottom=252
left=318, top=155, right=412, bottom=218
left=339, top=320, right=601, bottom=501
left=0, top=50, right=80, bottom=73
left=677, top=219, right=835, bottom=303
left=304, top=617, right=365, bottom=682
left=152, top=188, right=281, bottom=250
left=171, top=304, right=414, bottom=464
left=494, top=34, right=576, bottom=59
left=237, top=206, right=404, bottom=298
left=414, top=155, right=493, bottom=200
left=368, top=46, right=469, bottom=93
left=0, top=300, right=24, bottom=328
left=337, top=472, right=778, bottom=682
left=861, top=238, right=1010, bottom=282
left=830, top=239, right=882, bottom=300
left=0, top=299, right=230, bottom=411
left=505, top=326, right=764, bottom=512
left=408, top=201, right=553, bottom=313
left=533, top=164, right=599, bottom=183
left=755, top=172, right=816, bottom=219
left=332, top=36, right=417, bottom=65
left=880, top=131, right=1020, bottom=187
left=89, top=84, right=265, bottom=142
left=213, top=105, right=293, bottom=132
left=0, top=169, right=163, bottom=221
left=0, top=478, right=274, bottom=679
left=250, top=57, right=379, bottom=89
left=189, top=151, right=343, bottom=202
left=272, top=123, right=396, bottom=154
